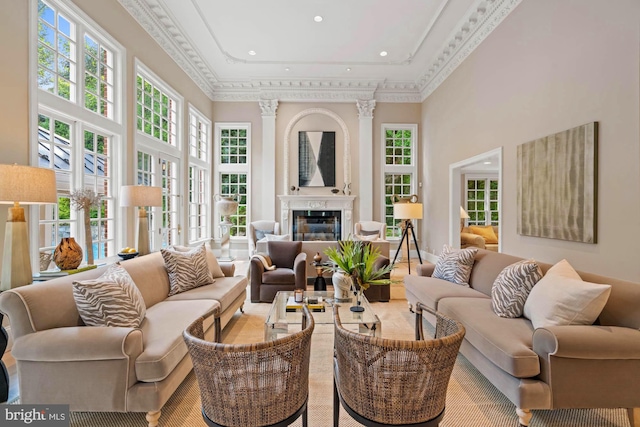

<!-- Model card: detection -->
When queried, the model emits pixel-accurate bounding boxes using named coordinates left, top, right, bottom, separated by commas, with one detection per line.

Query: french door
left=465, top=176, right=499, bottom=226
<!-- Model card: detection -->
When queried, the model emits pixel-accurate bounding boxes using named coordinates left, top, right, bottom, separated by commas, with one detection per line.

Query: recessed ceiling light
left=314, top=15, right=323, bottom=22
left=346, top=67, right=351, bottom=72
left=483, top=161, right=492, bottom=165
left=248, top=50, right=256, bottom=56
left=379, top=51, right=388, bottom=57
left=285, top=67, right=290, bottom=72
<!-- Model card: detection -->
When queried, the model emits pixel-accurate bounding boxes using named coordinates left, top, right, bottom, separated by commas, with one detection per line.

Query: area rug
left=69, top=298, right=630, bottom=427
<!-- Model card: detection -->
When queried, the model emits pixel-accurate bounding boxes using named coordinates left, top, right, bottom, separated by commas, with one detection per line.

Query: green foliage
left=324, top=239, right=394, bottom=291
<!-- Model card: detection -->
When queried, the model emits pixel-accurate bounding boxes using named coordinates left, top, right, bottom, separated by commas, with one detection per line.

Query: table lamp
left=391, top=199, right=424, bottom=274
left=0, top=164, right=57, bottom=290
left=460, top=206, right=470, bottom=231
left=120, top=185, right=163, bottom=256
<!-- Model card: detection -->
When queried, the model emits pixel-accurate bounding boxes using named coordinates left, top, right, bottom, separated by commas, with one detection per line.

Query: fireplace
left=292, top=210, right=341, bottom=241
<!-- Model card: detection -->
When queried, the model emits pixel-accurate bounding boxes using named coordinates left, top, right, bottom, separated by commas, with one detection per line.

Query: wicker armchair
left=333, top=302, right=465, bottom=426
left=183, top=305, right=315, bottom=427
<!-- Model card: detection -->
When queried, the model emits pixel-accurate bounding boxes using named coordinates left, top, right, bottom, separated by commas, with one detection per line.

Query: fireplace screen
left=292, top=210, right=341, bottom=241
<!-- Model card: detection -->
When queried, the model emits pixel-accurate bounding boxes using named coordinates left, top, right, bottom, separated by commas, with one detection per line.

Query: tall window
left=34, top=0, right=124, bottom=266
left=188, top=107, right=211, bottom=243
left=465, top=176, right=499, bottom=226
left=382, top=124, right=418, bottom=238
left=215, top=123, right=250, bottom=238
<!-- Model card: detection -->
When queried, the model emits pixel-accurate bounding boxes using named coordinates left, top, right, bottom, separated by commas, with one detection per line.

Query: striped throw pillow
left=432, top=245, right=477, bottom=286
left=161, top=244, right=215, bottom=296
left=491, top=260, right=543, bottom=318
left=73, top=264, right=146, bottom=328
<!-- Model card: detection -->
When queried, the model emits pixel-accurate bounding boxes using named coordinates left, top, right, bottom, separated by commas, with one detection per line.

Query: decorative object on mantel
left=391, top=195, right=424, bottom=274
left=517, top=122, right=598, bottom=243
left=0, top=163, right=57, bottom=290
left=290, top=185, right=299, bottom=195
left=120, top=185, right=163, bottom=256
left=343, top=183, right=351, bottom=195
left=215, top=194, right=239, bottom=261
left=54, top=237, right=83, bottom=270
left=331, top=188, right=340, bottom=195
left=70, top=188, right=101, bottom=265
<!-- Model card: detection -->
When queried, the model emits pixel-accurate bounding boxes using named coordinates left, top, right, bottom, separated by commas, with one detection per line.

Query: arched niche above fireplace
left=283, top=108, right=351, bottom=194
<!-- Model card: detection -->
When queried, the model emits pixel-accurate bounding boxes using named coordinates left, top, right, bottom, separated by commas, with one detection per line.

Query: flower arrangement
left=70, top=188, right=101, bottom=265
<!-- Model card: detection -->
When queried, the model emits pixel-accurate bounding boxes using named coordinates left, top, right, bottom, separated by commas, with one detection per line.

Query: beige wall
left=422, top=0, right=640, bottom=280
left=0, top=0, right=213, bottom=281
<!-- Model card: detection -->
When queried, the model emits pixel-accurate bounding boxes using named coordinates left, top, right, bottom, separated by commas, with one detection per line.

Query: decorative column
left=356, top=99, right=376, bottom=221
left=259, top=99, right=279, bottom=220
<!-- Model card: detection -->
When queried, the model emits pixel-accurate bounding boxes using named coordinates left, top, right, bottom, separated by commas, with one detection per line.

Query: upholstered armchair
left=354, top=221, right=387, bottom=240
left=250, top=241, right=307, bottom=303
left=248, top=220, right=280, bottom=255
left=461, top=225, right=499, bottom=251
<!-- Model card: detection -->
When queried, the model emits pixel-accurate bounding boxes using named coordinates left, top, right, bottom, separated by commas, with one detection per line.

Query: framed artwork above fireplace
left=298, top=131, right=335, bottom=187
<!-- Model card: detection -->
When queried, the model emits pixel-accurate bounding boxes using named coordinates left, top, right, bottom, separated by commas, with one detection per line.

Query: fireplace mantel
left=278, top=195, right=356, bottom=240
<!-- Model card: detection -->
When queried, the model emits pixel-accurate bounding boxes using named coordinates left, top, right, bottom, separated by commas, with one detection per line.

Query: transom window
left=136, top=74, right=178, bottom=146
left=84, top=34, right=114, bottom=118
left=382, top=124, right=418, bottom=238
left=219, top=128, right=248, bottom=164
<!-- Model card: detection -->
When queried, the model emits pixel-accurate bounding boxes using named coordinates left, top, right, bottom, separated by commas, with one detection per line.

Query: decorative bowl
left=118, top=251, right=139, bottom=260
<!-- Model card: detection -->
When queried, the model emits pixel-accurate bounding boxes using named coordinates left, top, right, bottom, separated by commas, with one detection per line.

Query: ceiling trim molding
left=118, top=0, right=219, bottom=99
left=418, top=0, right=523, bottom=101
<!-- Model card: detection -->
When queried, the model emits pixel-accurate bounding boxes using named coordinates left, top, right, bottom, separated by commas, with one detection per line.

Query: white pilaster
left=259, top=99, right=278, bottom=220
left=357, top=99, right=375, bottom=221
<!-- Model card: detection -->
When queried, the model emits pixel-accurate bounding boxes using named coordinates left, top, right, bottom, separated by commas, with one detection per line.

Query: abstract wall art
left=298, top=131, right=335, bottom=187
left=517, top=122, right=598, bottom=243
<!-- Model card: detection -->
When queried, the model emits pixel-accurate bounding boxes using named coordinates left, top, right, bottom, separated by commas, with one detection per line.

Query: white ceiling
left=119, top=0, right=522, bottom=102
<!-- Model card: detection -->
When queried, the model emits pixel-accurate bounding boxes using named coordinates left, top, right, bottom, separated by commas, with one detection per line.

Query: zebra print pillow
left=491, top=260, right=543, bottom=318
left=161, top=244, right=215, bottom=296
left=73, top=264, right=146, bottom=328
left=432, top=245, right=477, bottom=286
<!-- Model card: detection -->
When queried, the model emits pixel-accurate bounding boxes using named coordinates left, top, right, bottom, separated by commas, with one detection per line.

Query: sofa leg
left=628, top=408, right=640, bottom=427
left=146, top=410, right=161, bottom=427
left=239, top=304, right=244, bottom=313
left=516, top=408, right=532, bottom=426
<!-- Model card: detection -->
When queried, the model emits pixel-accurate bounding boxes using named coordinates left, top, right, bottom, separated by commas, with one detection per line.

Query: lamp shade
left=393, top=202, right=423, bottom=220
left=460, top=206, right=470, bottom=219
left=120, top=185, right=163, bottom=207
left=0, top=164, right=57, bottom=204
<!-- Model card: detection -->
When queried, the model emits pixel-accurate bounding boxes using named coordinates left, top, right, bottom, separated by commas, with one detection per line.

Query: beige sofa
left=404, top=249, right=640, bottom=426
left=0, top=249, right=247, bottom=427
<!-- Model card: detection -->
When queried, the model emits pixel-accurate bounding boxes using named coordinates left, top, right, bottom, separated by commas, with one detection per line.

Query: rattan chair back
left=184, top=305, right=315, bottom=427
left=333, top=302, right=465, bottom=426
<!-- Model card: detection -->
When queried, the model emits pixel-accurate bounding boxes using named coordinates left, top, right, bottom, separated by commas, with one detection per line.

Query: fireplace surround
left=278, top=195, right=355, bottom=241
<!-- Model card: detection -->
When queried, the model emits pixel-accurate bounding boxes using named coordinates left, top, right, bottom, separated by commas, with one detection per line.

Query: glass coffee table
left=264, top=291, right=381, bottom=341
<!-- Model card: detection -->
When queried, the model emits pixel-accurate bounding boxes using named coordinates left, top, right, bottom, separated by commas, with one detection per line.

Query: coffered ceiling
left=119, top=0, right=522, bottom=102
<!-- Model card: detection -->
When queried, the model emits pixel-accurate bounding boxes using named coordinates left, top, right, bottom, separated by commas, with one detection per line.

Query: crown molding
left=118, top=0, right=218, bottom=99
left=418, top=0, right=523, bottom=101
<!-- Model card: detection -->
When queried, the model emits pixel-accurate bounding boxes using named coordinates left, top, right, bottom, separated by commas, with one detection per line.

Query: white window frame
left=381, top=123, right=418, bottom=239
left=464, top=174, right=500, bottom=227
left=187, top=105, right=211, bottom=244
left=214, top=123, right=251, bottom=240
left=29, top=0, right=126, bottom=269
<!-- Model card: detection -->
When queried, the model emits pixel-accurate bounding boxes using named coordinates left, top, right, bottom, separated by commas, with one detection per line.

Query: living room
left=0, top=0, right=639, bottom=426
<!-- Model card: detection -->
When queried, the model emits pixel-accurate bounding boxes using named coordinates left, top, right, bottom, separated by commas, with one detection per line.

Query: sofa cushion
left=161, top=245, right=215, bottom=296
left=72, top=264, right=146, bottom=328
left=432, top=245, right=477, bottom=286
left=119, top=252, right=171, bottom=309
left=268, top=241, right=302, bottom=269
left=403, top=274, right=488, bottom=310
left=438, top=297, right=540, bottom=378
left=166, top=276, right=248, bottom=313
left=491, top=260, right=543, bottom=318
left=469, top=225, right=498, bottom=244
left=135, top=300, right=219, bottom=382
left=262, top=268, right=295, bottom=285
left=524, top=259, right=612, bottom=329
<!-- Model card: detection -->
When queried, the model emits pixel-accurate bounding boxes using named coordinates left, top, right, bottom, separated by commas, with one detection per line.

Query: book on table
left=286, top=296, right=325, bottom=312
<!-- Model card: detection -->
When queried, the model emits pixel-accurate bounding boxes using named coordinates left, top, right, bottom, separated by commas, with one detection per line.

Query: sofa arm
left=219, top=262, right=236, bottom=277
left=416, top=262, right=436, bottom=277
left=533, top=325, right=640, bottom=408
left=460, top=232, right=485, bottom=249
left=12, top=326, right=144, bottom=362
left=293, top=252, right=307, bottom=290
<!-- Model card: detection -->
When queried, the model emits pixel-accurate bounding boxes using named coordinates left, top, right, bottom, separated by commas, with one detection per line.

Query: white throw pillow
left=432, top=245, right=477, bottom=286
left=491, top=260, right=543, bottom=318
left=523, top=259, right=612, bottom=329
left=354, top=234, right=379, bottom=242
left=265, top=233, right=291, bottom=241
left=161, top=244, right=215, bottom=296
left=73, top=264, right=146, bottom=328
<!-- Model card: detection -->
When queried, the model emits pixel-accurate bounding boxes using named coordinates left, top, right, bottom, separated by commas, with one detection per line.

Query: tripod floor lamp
left=391, top=200, right=423, bottom=274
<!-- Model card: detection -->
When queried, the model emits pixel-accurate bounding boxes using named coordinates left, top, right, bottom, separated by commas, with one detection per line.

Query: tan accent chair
left=248, top=220, right=280, bottom=255
left=460, top=225, right=499, bottom=251
left=354, top=221, right=387, bottom=240
left=333, top=303, right=465, bottom=426
left=250, top=241, right=307, bottom=302
left=183, top=305, right=314, bottom=427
